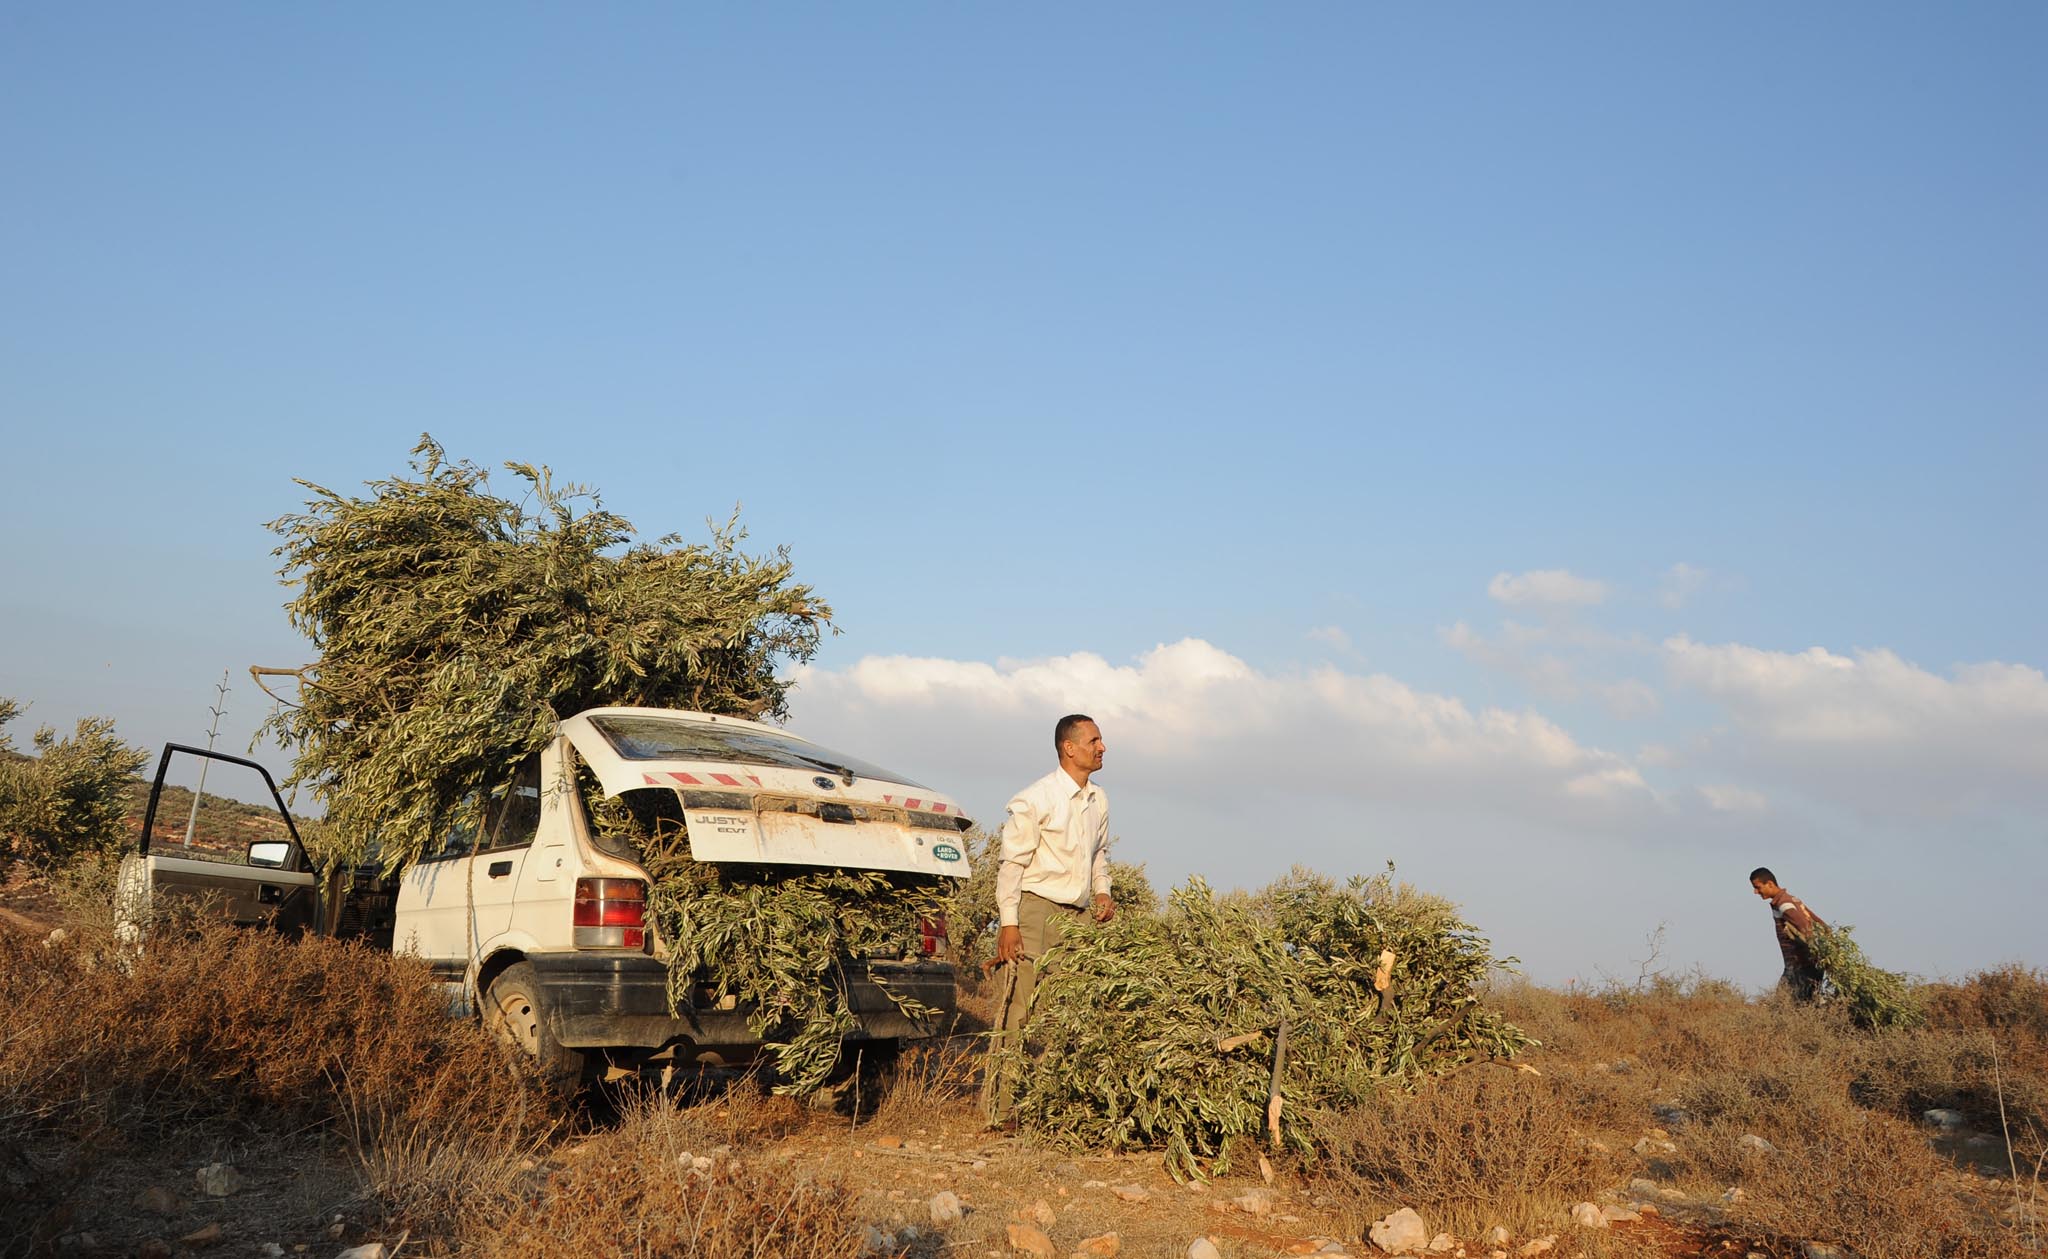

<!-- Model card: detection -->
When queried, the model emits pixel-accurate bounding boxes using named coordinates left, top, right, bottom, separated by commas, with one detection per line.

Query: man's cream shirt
left=995, top=766, right=1110, bottom=927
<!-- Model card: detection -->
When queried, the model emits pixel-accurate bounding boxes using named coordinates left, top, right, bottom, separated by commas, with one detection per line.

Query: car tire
left=483, top=961, right=586, bottom=1087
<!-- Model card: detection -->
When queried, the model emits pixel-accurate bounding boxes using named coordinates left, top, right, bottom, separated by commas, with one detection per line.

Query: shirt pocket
left=1039, top=798, right=1071, bottom=839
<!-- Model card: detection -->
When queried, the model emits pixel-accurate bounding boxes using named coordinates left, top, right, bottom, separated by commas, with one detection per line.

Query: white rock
left=260, top=1247, right=285, bottom=1259
left=1921, top=1108, right=1967, bottom=1130
left=1631, top=1137, right=1677, bottom=1156
left=1626, top=1178, right=1660, bottom=1197
left=1723, top=1187, right=1747, bottom=1204
left=336, top=1247, right=387, bottom=1259
left=1026, top=1198, right=1057, bottom=1228
left=1232, top=1188, right=1277, bottom=1216
left=1369, top=1207, right=1430, bottom=1255
left=929, top=1191, right=964, bottom=1226
left=1082, top=1179, right=1109, bottom=1189
left=1484, top=1226, right=1511, bottom=1245
left=1516, top=1236, right=1556, bottom=1258
left=1110, top=1184, right=1150, bottom=1203
left=1601, top=1205, right=1639, bottom=1223
left=1736, top=1133, right=1777, bottom=1155
left=1188, top=1240, right=1223, bottom=1259
left=194, top=1163, right=244, bottom=1198
left=1570, top=1202, right=1607, bottom=1229
left=1802, top=1245, right=1848, bottom=1259
left=1427, top=1233, right=1456, bottom=1252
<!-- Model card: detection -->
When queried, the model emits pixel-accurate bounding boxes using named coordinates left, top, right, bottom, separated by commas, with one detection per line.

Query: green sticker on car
left=932, top=843, right=962, bottom=862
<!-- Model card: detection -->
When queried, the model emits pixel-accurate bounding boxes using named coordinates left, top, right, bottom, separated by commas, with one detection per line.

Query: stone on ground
left=929, top=1190, right=964, bottom=1226
left=1368, top=1206, right=1430, bottom=1255
left=1007, top=1222, right=1056, bottom=1258
left=1570, top=1202, right=1607, bottom=1229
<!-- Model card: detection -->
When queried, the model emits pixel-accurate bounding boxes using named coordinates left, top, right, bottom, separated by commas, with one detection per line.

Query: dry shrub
left=466, top=1090, right=869, bottom=1258
left=1686, top=1105, right=2002, bottom=1258
left=868, top=1038, right=979, bottom=1132
left=1654, top=1001, right=2014, bottom=1258
left=0, top=916, right=559, bottom=1242
left=1923, top=965, right=2048, bottom=1158
left=1311, top=1068, right=1614, bottom=1236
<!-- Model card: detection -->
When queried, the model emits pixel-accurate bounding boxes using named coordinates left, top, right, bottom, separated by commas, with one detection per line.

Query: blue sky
left=3, top=5, right=2043, bottom=986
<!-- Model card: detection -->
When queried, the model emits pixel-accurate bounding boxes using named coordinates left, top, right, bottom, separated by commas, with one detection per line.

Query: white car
left=120, top=707, right=974, bottom=1082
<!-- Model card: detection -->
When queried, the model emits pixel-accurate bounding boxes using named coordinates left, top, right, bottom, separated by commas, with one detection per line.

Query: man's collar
left=1056, top=766, right=1095, bottom=796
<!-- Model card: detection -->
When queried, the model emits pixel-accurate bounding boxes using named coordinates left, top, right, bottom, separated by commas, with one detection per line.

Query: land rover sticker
left=932, top=843, right=962, bottom=862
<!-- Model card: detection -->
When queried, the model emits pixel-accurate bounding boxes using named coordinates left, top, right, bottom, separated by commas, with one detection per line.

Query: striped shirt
left=1768, top=891, right=1824, bottom=970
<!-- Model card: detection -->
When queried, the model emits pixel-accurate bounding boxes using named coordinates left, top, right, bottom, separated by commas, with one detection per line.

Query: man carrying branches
left=1750, top=866, right=1826, bottom=1002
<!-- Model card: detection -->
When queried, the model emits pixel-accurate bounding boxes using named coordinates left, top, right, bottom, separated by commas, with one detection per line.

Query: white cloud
left=1664, top=636, right=2048, bottom=815
left=1306, top=625, right=1352, bottom=651
left=790, top=638, right=1653, bottom=824
left=1660, top=562, right=1711, bottom=610
left=1488, top=569, right=1608, bottom=607
left=1698, top=784, right=1769, bottom=813
left=1442, top=620, right=1660, bottom=719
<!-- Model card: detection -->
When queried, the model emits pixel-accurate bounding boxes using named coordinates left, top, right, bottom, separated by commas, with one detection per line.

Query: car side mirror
left=248, top=840, right=293, bottom=870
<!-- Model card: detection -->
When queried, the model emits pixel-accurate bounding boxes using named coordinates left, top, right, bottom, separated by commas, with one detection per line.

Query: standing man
left=1749, top=866, right=1826, bottom=1002
left=982, top=714, right=1115, bottom=1128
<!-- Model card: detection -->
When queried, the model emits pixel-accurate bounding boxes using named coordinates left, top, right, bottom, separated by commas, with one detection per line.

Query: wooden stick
left=1266, top=1020, right=1290, bottom=1147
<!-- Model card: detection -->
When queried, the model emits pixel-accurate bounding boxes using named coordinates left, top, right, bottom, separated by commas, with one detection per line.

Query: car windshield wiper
left=792, top=754, right=857, bottom=784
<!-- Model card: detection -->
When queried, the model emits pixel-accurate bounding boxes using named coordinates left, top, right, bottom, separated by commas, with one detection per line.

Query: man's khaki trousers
left=981, top=891, right=1084, bottom=1123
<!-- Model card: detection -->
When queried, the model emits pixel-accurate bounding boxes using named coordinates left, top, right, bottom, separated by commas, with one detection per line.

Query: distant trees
left=261, top=436, right=833, bottom=871
left=0, top=697, right=148, bottom=872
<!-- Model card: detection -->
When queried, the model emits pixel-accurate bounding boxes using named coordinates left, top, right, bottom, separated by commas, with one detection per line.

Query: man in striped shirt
left=1749, top=866, right=1825, bottom=1002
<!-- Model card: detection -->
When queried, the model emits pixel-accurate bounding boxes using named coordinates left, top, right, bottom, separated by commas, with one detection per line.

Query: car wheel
left=483, top=961, right=585, bottom=1087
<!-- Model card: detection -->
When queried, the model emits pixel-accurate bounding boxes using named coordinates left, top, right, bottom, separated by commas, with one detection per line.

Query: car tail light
left=573, top=878, right=647, bottom=950
left=919, top=914, right=948, bottom=958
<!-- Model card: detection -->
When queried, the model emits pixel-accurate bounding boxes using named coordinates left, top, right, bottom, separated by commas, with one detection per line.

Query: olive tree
left=0, top=699, right=148, bottom=872
left=261, top=437, right=832, bottom=871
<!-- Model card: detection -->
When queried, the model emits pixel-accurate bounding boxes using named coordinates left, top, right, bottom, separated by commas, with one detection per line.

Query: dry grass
left=1492, top=972, right=2032, bottom=1257
left=1312, top=1067, right=1617, bottom=1237
left=867, top=1038, right=982, bottom=1134
left=462, top=1089, right=870, bottom=1259
left=0, top=913, right=561, bottom=1247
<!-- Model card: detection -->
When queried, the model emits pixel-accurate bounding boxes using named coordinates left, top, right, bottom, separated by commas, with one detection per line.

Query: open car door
left=116, top=743, right=320, bottom=940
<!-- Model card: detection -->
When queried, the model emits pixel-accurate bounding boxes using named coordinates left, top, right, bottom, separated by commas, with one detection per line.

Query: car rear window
left=588, top=715, right=926, bottom=788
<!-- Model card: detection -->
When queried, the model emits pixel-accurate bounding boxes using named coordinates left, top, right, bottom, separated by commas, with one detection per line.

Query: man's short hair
left=1054, top=713, right=1095, bottom=751
left=1749, top=866, right=1777, bottom=885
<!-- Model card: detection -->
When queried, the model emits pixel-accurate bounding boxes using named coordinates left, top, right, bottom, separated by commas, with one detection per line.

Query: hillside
left=0, top=893, right=2039, bottom=1259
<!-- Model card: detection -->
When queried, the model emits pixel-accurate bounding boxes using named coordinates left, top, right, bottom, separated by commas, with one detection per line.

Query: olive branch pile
left=264, top=437, right=829, bottom=873
left=628, top=813, right=949, bottom=1094
left=1007, top=867, right=1532, bottom=1180
left=1799, top=921, right=1925, bottom=1030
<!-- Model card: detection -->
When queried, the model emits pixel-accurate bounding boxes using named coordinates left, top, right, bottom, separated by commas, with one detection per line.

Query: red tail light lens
left=919, top=914, right=949, bottom=957
left=573, top=878, right=647, bottom=949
